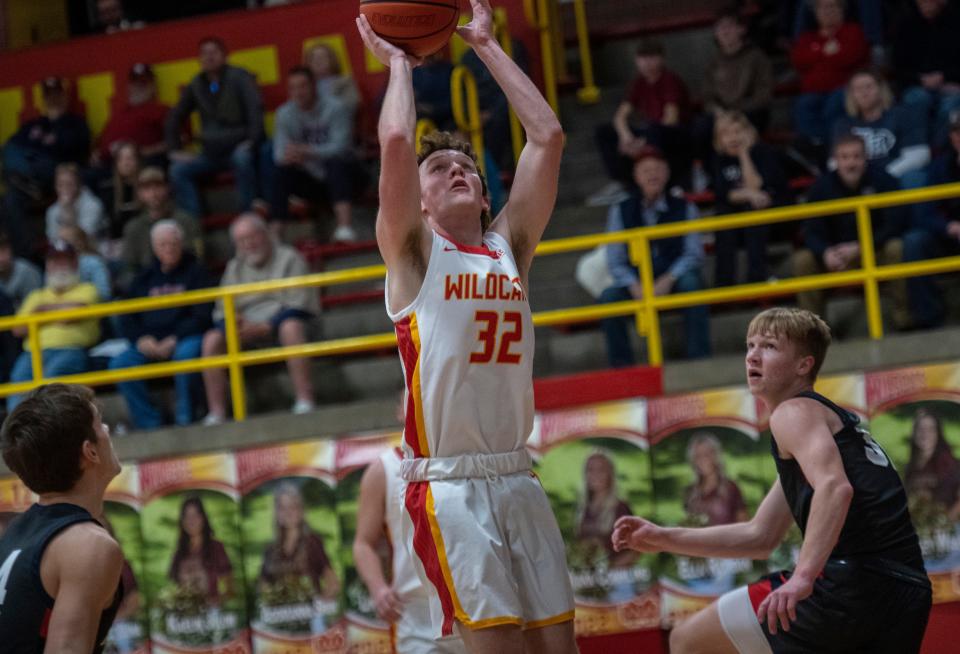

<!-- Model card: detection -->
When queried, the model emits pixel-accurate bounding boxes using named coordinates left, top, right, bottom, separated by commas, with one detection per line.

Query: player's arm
left=42, top=523, right=123, bottom=654
left=353, top=458, right=403, bottom=622
left=612, top=478, right=793, bottom=559
left=459, top=0, right=565, bottom=274
left=757, top=398, right=854, bottom=635
left=356, top=16, right=431, bottom=274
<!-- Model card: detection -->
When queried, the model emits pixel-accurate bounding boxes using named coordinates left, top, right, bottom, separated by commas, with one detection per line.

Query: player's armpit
left=42, top=523, right=123, bottom=654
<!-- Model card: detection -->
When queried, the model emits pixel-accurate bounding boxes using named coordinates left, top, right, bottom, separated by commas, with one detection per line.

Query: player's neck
left=37, top=480, right=104, bottom=519
left=762, top=379, right=814, bottom=413
left=431, top=220, right=483, bottom=248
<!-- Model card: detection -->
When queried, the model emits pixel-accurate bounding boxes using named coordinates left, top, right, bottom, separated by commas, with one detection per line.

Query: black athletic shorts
left=750, top=558, right=932, bottom=653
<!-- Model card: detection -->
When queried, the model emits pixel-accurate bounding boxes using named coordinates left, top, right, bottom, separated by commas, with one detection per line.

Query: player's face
left=276, top=493, right=303, bottom=529
left=91, top=403, right=122, bottom=480
left=419, top=149, right=488, bottom=222
left=745, top=331, right=809, bottom=397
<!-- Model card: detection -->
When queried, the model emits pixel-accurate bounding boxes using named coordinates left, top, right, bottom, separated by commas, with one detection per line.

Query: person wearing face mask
left=6, top=240, right=100, bottom=411
left=200, top=213, right=318, bottom=425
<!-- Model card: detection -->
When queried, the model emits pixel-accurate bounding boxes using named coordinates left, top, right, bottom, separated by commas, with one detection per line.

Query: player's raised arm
left=42, top=523, right=123, bottom=654
left=612, top=478, right=794, bottom=560
left=757, top=399, right=853, bottom=635
left=458, top=0, right=564, bottom=274
left=356, top=16, right=430, bottom=273
left=353, top=458, right=403, bottom=622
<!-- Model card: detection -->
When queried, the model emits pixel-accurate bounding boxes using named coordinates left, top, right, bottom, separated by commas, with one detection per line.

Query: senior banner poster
left=139, top=453, right=250, bottom=654
left=648, top=387, right=766, bottom=628
left=334, top=432, right=400, bottom=654
left=236, top=441, right=345, bottom=654
left=529, top=399, right=660, bottom=637
left=866, top=363, right=960, bottom=603
left=103, top=464, right=150, bottom=654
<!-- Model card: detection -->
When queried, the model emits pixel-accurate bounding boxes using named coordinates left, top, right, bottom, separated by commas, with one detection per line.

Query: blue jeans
left=169, top=145, right=257, bottom=217
left=793, top=90, right=847, bottom=143
left=109, top=335, right=203, bottom=429
left=7, top=348, right=89, bottom=412
left=901, top=86, right=960, bottom=149
left=599, top=272, right=711, bottom=366
left=902, top=229, right=953, bottom=328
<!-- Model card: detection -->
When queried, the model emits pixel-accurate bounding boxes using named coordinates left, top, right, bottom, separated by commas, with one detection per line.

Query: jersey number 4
left=0, top=549, right=21, bottom=608
left=471, top=311, right=523, bottom=364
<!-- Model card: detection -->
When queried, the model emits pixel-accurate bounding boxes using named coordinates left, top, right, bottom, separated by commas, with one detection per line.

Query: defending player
left=612, top=308, right=932, bottom=653
left=0, top=383, right=125, bottom=654
left=354, top=447, right=467, bottom=654
left=356, top=0, right=577, bottom=652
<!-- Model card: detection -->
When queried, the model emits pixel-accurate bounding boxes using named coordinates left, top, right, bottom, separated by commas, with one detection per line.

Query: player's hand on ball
left=756, top=573, right=813, bottom=635
left=611, top=516, right=664, bottom=553
left=373, top=585, right=404, bottom=622
left=355, top=15, right=422, bottom=68
left=457, top=0, right=495, bottom=47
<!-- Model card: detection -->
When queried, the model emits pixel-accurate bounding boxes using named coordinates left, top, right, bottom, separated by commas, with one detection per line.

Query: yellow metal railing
left=571, top=0, right=599, bottom=105
left=4, top=183, right=960, bottom=417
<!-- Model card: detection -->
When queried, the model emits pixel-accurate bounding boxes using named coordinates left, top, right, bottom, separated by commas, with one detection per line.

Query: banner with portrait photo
left=236, top=441, right=345, bottom=654
left=139, top=453, right=250, bottom=654
left=334, top=432, right=401, bottom=654
left=866, top=363, right=960, bottom=603
left=0, top=475, right=35, bottom=537
left=647, top=387, right=767, bottom=628
left=530, top=399, right=660, bottom=637
left=103, top=464, right=150, bottom=654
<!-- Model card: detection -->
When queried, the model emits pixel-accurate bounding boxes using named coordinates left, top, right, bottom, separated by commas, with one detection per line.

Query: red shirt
left=625, top=69, right=691, bottom=124
left=98, top=101, right=168, bottom=160
left=790, top=23, right=869, bottom=93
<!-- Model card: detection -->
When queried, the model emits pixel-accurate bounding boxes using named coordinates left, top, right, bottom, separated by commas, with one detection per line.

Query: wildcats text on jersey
left=444, top=273, right=527, bottom=302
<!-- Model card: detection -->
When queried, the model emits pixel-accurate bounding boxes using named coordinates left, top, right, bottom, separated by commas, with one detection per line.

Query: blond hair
left=417, top=131, right=491, bottom=231
left=747, top=307, right=832, bottom=380
left=845, top=69, right=893, bottom=118
left=713, top=110, right=758, bottom=153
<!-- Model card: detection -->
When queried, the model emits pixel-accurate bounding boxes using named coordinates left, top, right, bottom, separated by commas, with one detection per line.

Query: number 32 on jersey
left=471, top=311, right=523, bottom=364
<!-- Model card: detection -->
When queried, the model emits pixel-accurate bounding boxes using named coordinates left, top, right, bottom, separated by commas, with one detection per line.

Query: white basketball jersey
left=386, top=230, right=535, bottom=459
left=380, top=448, right=422, bottom=603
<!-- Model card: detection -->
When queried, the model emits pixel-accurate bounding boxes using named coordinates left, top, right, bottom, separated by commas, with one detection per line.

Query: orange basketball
left=360, top=0, right=461, bottom=58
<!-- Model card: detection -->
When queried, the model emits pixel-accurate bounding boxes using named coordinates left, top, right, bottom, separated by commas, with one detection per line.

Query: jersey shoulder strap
left=795, top=390, right=859, bottom=429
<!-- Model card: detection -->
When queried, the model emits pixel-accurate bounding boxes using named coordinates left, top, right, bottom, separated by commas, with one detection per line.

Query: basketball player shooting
left=0, top=384, right=124, bottom=654
left=356, top=0, right=578, bottom=652
left=612, top=308, right=932, bottom=654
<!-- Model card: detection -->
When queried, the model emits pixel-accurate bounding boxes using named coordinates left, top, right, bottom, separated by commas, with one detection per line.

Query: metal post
left=221, top=296, right=247, bottom=421
left=855, top=204, right=884, bottom=339
left=451, top=66, right=486, bottom=176
left=494, top=7, right=525, bottom=166
left=27, top=320, right=42, bottom=384
left=572, top=0, right=599, bottom=104
left=632, top=236, right=663, bottom=366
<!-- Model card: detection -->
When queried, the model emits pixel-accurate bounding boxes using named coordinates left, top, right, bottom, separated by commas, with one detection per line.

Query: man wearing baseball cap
left=598, top=145, right=710, bottom=364
left=6, top=240, right=100, bottom=411
left=96, top=63, right=168, bottom=167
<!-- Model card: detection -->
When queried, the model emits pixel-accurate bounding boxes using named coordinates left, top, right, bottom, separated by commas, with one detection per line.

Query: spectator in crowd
left=788, top=0, right=886, bottom=53
left=790, top=0, right=869, bottom=146
left=201, top=213, right=318, bottom=425
left=892, top=0, right=960, bottom=147
left=166, top=37, right=264, bottom=217
left=0, top=231, right=42, bottom=309
left=2, top=77, right=91, bottom=255
left=122, top=167, right=202, bottom=281
left=45, top=163, right=108, bottom=244
left=701, top=10, right=774, bottom=132
left=902, top=112, right=960, bottom=329
left=833, top=69, right=929, bottom=188
left=269, top=66, right=359, bottom=242
left=711, top=111, right=788, bottom=287
left=95, top=141, right=142, bottom=245
left=95, top=0, right=144, bottom=33
left=305, top=42, right=361, bottom=123
left=95, top=63, right=167, bottom=169
left=589, top=40, right=692, bottom=206
left=792, top=133, right=922, bottom=329
left=412, top=52, right=455, bottom=130
left=58, top=225, right=112, bottom=302
left=599, top=147, right=709, bottom=364
left=6, top=241, right=100, bottom=411
left=684, top=432, right=748, bottom=526
left=110, top=221, right=212, bottom=430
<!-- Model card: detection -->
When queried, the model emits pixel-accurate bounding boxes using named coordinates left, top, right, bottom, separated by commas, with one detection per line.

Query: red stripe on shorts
left=747, top=578, right=773, bottom=613
left=394, top=316, right=425, bottom=457
left=405, top=480, right=456, bottom=636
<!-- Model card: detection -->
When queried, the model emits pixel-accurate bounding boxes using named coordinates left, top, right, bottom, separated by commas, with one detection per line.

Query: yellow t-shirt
left=18, top=283, right=100, bottom=351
